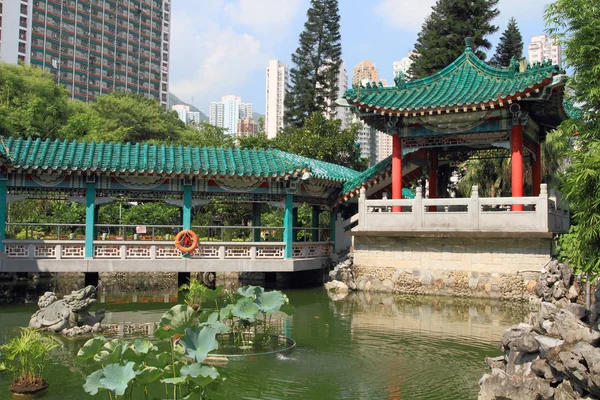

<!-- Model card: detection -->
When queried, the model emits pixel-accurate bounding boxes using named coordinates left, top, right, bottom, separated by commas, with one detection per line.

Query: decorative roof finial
left=465, top=37, right=473, bottom=51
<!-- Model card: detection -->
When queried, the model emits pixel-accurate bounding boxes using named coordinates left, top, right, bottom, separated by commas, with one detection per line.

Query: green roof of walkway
left=0, top=136, right=359, bottom=184
left=344, top=45, right=564, bottom=115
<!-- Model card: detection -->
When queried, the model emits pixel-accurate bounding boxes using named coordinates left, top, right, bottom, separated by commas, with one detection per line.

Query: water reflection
left=0, top=287, right=530, bottom=400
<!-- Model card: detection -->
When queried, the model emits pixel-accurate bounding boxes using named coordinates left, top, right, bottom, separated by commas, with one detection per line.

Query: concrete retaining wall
left=352, top=236, right=552, bottom=300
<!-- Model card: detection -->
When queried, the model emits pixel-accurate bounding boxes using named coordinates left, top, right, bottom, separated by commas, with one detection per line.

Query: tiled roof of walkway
left=0, top=136, right=359, bottom=184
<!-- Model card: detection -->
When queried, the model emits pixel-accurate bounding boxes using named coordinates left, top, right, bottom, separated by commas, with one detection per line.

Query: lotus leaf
left=198, top=310, right=218, bottom=325
left=136, top=366, right=162, bottom=385
left=157, top=304, right=196, bottom=338
left=179, top=327, right=219, bottom=363
left=162, top=360, right=184, bottom=379
left=257, top=290, right=285, bottom=314
left=233, top=297, right=260, bottom=321
left=146, top=352, right=170, bottom=369
left=237, top=285, right=263, bottom=298
left=77, top=336, right=106, bottom=361
left=160, top=376, right=188, bottom=385
left=83, top=370, right=104, bottom=395
left=199, top=311, right=229, bottom=334
left=201, top=285, right=223, bottom=299
left=99, top=362, right=139, bottom=396
left=94, top=340, right=128, bottom=364
left=219, top=304, right=235, bottom=320
left=131, top=339, right=156, bottom=354
left=181, top=363, right=220, bottom=387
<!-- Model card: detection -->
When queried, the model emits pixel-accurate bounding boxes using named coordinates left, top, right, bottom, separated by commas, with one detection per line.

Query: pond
left=0, top=285, right=530, bottom=399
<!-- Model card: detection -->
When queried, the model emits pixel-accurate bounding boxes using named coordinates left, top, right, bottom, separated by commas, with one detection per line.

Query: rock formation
left=479, top=282, right=600, bottom=400
left=328, top=254, right=357, bottom=290
left=29, top=285, right=105, bottom=336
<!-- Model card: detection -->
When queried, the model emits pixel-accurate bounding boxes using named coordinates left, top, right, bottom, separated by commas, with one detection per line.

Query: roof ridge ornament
left=465, top=37, right=473, bottom=52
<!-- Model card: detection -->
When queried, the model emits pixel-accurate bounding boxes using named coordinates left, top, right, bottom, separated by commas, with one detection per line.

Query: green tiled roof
left=345, top=46, right=564, bottom=115
left=0, top=136, right=359, bottom=184
left=340, top=155, right=417, bottom=199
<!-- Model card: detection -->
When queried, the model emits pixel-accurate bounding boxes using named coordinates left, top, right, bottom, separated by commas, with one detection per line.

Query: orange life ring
left=174, top=230, right=198, bottom=253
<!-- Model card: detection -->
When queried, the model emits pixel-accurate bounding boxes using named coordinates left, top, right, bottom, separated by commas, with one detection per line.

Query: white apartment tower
left=209, top=95, right=251, bottom=135
left=0, top=0, right=172, bottom=106
left=172, top=104, right=189, bottom=124
left=265, top=59, right=288, bottom=139
left=393, top=51, right=416, bottom=79
left=335, top=61, right=349, bottom=129
left=528, top=35, right=562, bottom=68
left=209, top=102, right=224, bottom=128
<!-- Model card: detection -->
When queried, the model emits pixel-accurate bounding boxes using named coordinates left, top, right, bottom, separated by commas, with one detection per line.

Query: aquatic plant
left=0, top=328, right=58, bottom=394
left=79, top=305, right=225, bottom=400
left=78, top=285, right=295, bottom=398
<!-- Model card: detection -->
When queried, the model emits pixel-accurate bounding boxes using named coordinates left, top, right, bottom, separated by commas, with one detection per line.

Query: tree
left=408, top=0, right=500, bottom=79
left=545, top=0, right=600, bottom=275
left=275, top=113, right=365, bottom=170
left=0, top=63, right=73, bottom=138
left=67, top=92, right=187, bottom=143
left=489, top=18, right=524, bottom=67
left=284, top=0, right=342, bottom=127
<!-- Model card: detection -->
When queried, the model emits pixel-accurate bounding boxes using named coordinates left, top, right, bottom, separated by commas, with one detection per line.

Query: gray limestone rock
left=548, top=310, right=600, bottom=345
left=539, top=302, right=559, bottom=322
left=531, top=358, right=554, bottom=380
left=512, top=332, right=541, bottom=353
left=536, top=279, right=554, bottom=302
left=478, top=368, right=554, bottom=400
left=485, top=355, right=505, bottom=371
left=565, top=303, right=587, bottom=320
left=547, top=342, right=600, bottom=398
left=559, top=264, right=574, bottom=287
left=554, top=281, right=568, bottom=300
left=567, top=284, right=581, bottom=302
left=535, top=335, right=565, bottom=358
left=324, top=280, right=349, bottom=293
left=501, top=323, right=533, bottom=352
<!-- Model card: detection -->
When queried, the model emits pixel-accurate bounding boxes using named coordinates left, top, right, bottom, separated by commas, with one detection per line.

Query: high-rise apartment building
left=352, top=60, right=378, bottom=87
left=377, top=131, right=393, bottom=162
left=0, top=0, right=171, bottom=106
left=265, top=59, right=288, bottom=139
left=528, top=35, right=562, bottom=68
left=0, top=0, right=33, bottom=65
left=334, top=60, right=349, bottom=129
left=188, top=111, right=201, bottom=124
left=209, top=95, right=251, bottom=136
left=237, top=117, right=258, bottom=138
left=352, top=114, right=378, bottom=165
left=209, top=102, right=224, bottom=128
left=172, top=104, right=189, bottom=124
left=393, top=51, right=415, bottom=79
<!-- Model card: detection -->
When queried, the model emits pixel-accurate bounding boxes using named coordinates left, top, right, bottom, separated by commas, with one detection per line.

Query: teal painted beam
left=284, top=194, right=294, bottom=259
left=312, top=206, right=320, bottom=242
left=183, top=184, right=192, bottom=230
left=85, top=182, right=95, bottom=258
left=0, top=179, right=6, bottom=252
left=252, top=203, right=262, bottom=242
left=330, top=208, right=337, bottom=253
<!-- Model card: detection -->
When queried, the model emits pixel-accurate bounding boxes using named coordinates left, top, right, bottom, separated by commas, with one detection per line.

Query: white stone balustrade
left=355, top=184, right=570, bottom=235
left=2, top=240, right=333, bottom=260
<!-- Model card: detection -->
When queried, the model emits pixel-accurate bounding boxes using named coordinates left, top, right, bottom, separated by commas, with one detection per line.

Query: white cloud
left=373, top=0, right=436, bottom=32
left=169, top=12, right=268, bottom=108
left=223, top=0, right=304, bottom=33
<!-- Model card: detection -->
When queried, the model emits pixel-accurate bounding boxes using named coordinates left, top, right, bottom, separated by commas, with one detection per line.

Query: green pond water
left=0, top=286, right=531, bottom=400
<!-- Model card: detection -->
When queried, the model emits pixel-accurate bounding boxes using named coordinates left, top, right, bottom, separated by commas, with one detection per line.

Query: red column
left=532, top=144, right=542, bottom=197
left=392, top=134, right=402, bottom=212
left=511, top=123, right=524, bottom=211
left=428, top=151, right=438, bottom=212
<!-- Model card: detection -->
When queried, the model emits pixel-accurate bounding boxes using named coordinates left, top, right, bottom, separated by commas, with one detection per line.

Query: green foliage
left=489, top=17, right=524, bottom=68
left=457, top=154, right=511, bottom=197
left=79, top=285, right=294, bottom=398
left=545, top=0, right=600, bottom=277
left=0, top=328, right=58, bottom=386
left=284, top=0, right=342, bottom=127
left=0, top=63, right=73, bottom=138
left=408, top=0, right=500, bottom=79
left=276, top=113, right=365, bottom=170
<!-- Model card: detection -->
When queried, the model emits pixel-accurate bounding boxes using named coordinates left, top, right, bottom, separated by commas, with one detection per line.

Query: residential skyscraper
left=237, top=117, right=258, bottom=138
left=209, top=102, right=224, bottom=128
left=352, top=60, right=378, bottom=87
left=209, top=95, right=251, bottom=135
left=528, top=35, right=562, bottom=68
left=393, top=51, right=416, bottom=79
left=352, top=114, right=378, bottom=165
left=265, top=59, right=288, bottom=139
left=1, top=0, right=172, bottom=106
left=172, top=104, right=189, bottom=124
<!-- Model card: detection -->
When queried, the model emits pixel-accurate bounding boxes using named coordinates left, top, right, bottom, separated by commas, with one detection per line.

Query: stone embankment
left=479, top=266, right=600, bottom=400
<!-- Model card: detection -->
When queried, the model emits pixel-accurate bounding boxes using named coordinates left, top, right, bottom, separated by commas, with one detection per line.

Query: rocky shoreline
left=478, top=262, right=599, bottom=400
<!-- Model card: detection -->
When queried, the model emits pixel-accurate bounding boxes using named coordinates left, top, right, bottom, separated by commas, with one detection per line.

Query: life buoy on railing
left=174, top=230, right=198, bottom=254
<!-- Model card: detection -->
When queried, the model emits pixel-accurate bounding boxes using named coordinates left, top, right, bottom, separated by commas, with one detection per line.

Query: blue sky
left=169, top=0, right=553, bottom=115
